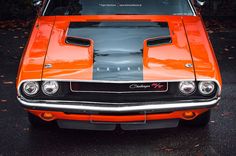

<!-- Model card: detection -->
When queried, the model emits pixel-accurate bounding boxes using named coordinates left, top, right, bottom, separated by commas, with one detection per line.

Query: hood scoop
left=147, top=36, right=172, bottom=47
left=66, top=21, right=171, bottom=81
left=66, top=36, right=91, bottom=47
left=43, top=17, right=196, bottom=81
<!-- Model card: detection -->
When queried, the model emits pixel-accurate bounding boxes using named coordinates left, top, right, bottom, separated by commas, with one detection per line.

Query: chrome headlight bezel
left=178, top=81, right=196, bottom=95
left=198, top=81, right=215, bottom=96
left=22, top=81, right=40, bottom=96
left=41, top=81, right=59, bottom=96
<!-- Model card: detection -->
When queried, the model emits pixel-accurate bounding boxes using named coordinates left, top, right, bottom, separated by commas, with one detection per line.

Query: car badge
left=185, top=63, right=193, bottom=68
left=44, top=64, right=52, bottom=69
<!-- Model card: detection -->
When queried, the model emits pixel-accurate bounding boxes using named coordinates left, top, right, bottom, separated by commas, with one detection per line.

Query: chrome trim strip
left=18, top=96, right=219, bottom=105
left=18, top=96, right=220, bottom=113
left=188, top=0, right=197, bottom=16
left=42, top=0, right=51, bottom=16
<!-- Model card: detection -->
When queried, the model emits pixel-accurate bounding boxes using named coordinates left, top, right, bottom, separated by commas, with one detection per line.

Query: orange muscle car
left=17, top=0, right=222, bottom=130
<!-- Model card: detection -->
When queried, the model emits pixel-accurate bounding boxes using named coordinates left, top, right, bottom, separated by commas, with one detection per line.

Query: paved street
left=0, top=24, right=235, bottom=156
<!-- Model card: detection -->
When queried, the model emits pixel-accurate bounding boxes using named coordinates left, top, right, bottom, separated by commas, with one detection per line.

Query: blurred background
left=0, top=0, right=236, bottom=20
left=0, top=0, right=235, bottom=30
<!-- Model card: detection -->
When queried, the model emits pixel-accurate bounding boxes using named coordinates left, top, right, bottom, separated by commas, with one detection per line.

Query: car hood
left=42, top=15, right=195, bottom=82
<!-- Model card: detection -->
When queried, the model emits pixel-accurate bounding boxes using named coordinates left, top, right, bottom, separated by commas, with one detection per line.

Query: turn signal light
left=41, top=112, right=55, bottom=121
left=183, top=111, right=196, bottom=119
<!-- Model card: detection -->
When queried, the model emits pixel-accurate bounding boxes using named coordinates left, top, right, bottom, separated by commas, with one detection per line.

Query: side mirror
left=33, top=0, right=42, bottom=8
left=195, top=0, right=206, bottom=7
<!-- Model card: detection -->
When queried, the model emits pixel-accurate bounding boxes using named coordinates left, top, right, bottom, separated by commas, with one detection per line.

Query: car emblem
left=44, top=64, right=52, bottom=69
left=129, top=84, right=150, bottom=89
left=129, top=83, right=165, bottom=90
left=185, top=63, right=193, bottom=68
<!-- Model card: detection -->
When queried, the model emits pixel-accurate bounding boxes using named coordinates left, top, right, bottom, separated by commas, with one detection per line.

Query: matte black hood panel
left=67, top=22, right=170, bottom=81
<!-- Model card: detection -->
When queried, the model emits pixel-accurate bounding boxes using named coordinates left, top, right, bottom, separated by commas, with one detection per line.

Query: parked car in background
left=17, top=0, right=222, bottom=130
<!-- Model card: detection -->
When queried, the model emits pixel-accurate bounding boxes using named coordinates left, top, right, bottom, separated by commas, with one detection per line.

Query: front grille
left=20, top=81, right=218, bottom=103
left=70, top=82, right=168, bottom=93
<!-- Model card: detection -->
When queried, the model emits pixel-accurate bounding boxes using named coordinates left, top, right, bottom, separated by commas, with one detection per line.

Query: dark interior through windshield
left=44, top=0, right=194, bottom=16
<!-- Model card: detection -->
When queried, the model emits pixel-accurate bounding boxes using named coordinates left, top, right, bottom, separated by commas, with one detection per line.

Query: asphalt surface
left=0, top=24, right=236, bottom=156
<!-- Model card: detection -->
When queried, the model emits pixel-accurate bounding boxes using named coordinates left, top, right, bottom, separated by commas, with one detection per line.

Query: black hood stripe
left=67, top=22, right=170, bottom=81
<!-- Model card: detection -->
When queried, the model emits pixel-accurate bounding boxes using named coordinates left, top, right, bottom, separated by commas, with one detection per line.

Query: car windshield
left=43, top=0, right=194, bottom=16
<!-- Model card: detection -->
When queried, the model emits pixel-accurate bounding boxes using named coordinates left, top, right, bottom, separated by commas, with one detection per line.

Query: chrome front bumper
left=17, top=96, right=221, bottom=113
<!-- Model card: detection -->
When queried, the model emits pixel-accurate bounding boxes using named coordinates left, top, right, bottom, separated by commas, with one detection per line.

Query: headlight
left=179, top=81, right=196, bottom=95
left=198, top=81, right=215, bottom=95
left=42, top=81, right=59, bottom=96
left=22, top=81, right=39, bottom=96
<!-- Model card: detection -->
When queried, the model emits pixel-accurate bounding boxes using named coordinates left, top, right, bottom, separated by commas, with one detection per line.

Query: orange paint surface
left=29, top=109, right=209, bottom=122
left=17, top=15, right=221, bottom=84
left=17, top=13, right=222, bottom=122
